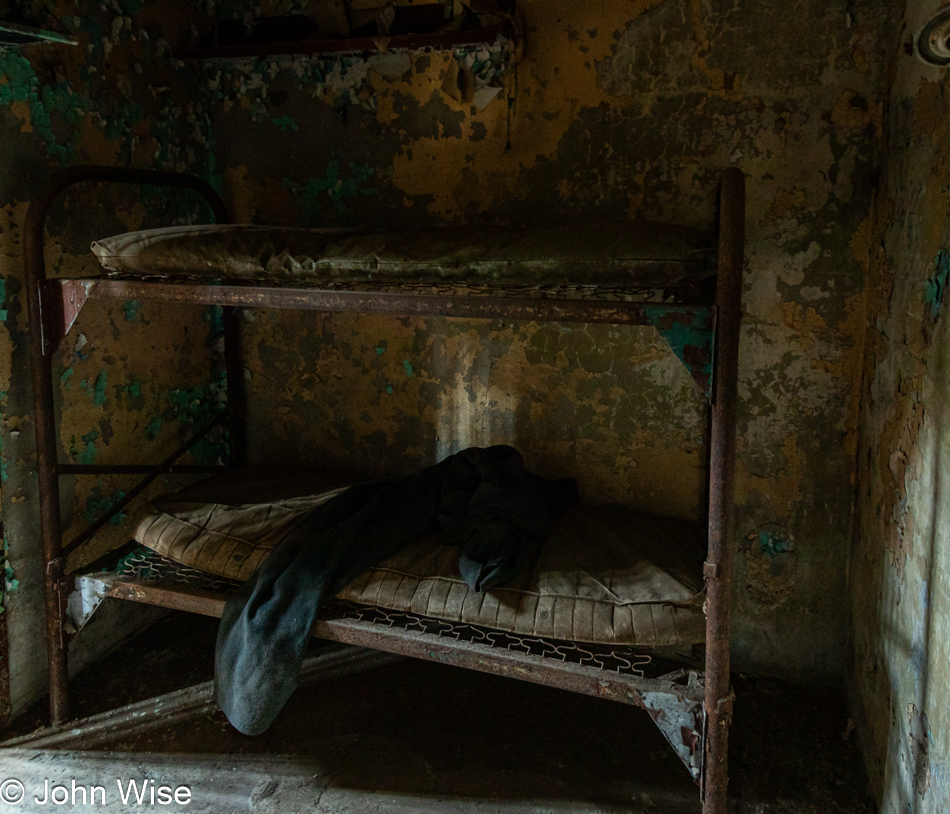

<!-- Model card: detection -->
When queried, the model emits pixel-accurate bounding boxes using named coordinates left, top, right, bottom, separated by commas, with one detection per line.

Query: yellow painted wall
left=0, top=0, right=893, bottom=720
left=850, top=2, right=950, bottom=810
left=213, top=0, right=888, bottom=683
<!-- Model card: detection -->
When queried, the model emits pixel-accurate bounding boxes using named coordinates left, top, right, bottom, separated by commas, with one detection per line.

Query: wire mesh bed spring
left=112, top=547, right=677, bottom=680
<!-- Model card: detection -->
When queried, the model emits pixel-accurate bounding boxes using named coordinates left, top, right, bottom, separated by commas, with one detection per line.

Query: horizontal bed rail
left=52, top=278, right=718, bottom=396
left=71, top=569, right=705, bottom=782
left=55, top=278, right=708, bottom=322
left=55, top=464, right=227, bottom=475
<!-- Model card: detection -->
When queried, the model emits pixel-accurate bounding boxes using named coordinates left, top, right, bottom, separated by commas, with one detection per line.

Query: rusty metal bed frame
left=23, top=165, right=744, bottom=814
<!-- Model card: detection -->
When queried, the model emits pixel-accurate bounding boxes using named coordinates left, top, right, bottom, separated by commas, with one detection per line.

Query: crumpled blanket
left=215, top=445, right=578, bottom=735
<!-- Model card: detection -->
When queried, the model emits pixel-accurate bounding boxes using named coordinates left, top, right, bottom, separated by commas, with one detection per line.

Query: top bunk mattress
left=90, top=221, right=714, bottom=290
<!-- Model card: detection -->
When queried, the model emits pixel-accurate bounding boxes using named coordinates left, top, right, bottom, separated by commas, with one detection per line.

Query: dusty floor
left=1, top=612, right=874, bottom=813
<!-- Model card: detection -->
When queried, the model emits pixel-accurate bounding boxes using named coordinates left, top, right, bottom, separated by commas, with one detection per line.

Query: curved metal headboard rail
left=23, top=165, right=229, bottom=725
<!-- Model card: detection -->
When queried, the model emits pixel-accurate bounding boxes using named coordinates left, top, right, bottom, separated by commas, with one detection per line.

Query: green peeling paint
left=117, top=0, right=143, bottom=19
left=293, top=160, right=381, bottom=222
left=0, top=51, right=84, bottom=160
left=643, top=306, right=714, bottom=397
left=84, top=484, right=128, bottom=527
left=60, top=367, right=74, bottom=388
left=203, top=305, right=224, bottom=343
left=375, top=346, right=386, bottom=355
left=144, top=417, right=162, bottom=440
left=158, top=380, right=231, bottom=463
left=105, top=102, right=144, bottom=140
left=92, top=370, right=108, bottom=407
left=124, top=300, right=142, bottom=322
left=272, top=115, right=300, bottom=132
left=759, top=530, right=791, bottom=556
left=124, top=382, right=141, bottom=399
left=402, top=360, right=414, bottom=378
left=925, top=249, right=950, bottom=320
left=79, top=430, right=99, bottom=465
left=386, top=385, right=394, bottom=395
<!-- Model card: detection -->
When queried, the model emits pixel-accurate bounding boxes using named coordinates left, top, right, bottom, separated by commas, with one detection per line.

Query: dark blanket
left=215, top=445, right=578, bottom=735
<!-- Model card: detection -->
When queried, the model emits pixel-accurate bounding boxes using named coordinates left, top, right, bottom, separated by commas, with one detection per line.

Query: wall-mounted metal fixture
left=0, top=0, right=77, bottom=46
left=0, top=19, right=76, bottom=45
left=917, top=5, right=950, bottom=65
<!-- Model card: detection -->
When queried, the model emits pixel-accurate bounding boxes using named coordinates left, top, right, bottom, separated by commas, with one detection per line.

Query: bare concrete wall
left=849, top=1, right=950, bottom=810
left=212, top=0, right=887, bottom=684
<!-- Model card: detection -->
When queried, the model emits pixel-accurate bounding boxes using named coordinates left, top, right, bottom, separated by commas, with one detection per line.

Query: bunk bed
left=24, top=165, right=744, bottom=814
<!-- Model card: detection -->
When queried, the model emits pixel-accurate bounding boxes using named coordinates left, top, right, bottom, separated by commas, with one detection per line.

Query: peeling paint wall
left=0, top=4, right=222, bottom=717
left=849, top=2, right=950, bottom=811
left=214, top=0, right=889, bottom=683
left=0, top=0, right=896, bottom=721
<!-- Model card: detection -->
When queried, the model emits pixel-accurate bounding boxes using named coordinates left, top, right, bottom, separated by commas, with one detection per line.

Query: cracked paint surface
left=0, top=0, right=895, bottom=726
left=0, top=3, right=222, bottom=717
left=223, top=0, right=888, bottom=686
left=245, top=311, right=708, bottom=521
left=849, top=2, right=950, bottom=812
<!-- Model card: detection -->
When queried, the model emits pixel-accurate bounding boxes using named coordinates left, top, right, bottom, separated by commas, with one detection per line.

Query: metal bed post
left=223, top=307, right=247, bottom=467
left=24, top=166, right=230, bottom=725
left=702, top=166, right=744, bottom=813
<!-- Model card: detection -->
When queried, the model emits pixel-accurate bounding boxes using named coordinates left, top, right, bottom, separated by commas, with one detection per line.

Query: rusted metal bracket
left=45, top=555, right=65, bottom=580
left=642, top=675, right=706, bottom=782
left=644, top=305, right=716, bottom=399
left=42, top=279, right=95, bottom=353
left=698, top=690, right=735, bottom=802
left=715, top=689, right=735, bottom=724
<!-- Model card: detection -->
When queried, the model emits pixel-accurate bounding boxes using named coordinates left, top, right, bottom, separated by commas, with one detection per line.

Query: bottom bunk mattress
left=130, top=469, right=708, bottom=648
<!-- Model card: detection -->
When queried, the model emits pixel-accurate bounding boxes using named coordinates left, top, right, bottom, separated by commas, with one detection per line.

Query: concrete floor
left=0, top=612, right=874, bottom=813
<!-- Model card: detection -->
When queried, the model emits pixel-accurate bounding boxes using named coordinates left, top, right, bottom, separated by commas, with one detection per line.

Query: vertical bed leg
left=223, top=306, right=246, bottom=468
left=23, top=166, right=229, bottom=727
left=703, top=167, right=744, bottom=814
left=24, top=193, right=71, bottom=725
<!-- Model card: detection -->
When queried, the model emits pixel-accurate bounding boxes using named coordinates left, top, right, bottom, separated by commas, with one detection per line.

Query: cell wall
left=849, top=2, right=950, bottom=810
